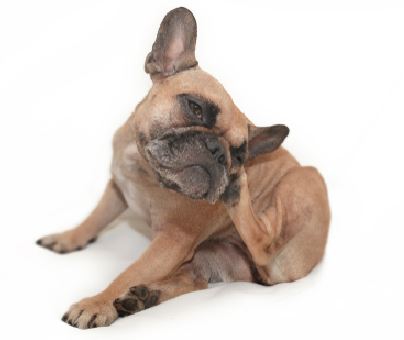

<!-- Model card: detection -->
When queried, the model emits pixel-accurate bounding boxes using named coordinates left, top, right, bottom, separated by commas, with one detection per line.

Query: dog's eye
left=188, top=100, right=203, bottom=120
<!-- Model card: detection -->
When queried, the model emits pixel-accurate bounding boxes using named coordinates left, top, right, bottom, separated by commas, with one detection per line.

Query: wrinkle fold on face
left=145, top=130, right=229, bottom=203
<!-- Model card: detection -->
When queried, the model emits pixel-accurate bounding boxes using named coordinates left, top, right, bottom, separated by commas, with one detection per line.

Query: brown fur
left=37, top=7, right=330, bottom=329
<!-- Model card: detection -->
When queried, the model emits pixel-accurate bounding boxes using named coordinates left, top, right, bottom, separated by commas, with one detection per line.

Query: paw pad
left=113, top=285, right=160, bottom=318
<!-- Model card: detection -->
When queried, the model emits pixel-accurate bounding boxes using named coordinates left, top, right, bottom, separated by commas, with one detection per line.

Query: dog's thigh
left=260, top=166, right=330, bottom=284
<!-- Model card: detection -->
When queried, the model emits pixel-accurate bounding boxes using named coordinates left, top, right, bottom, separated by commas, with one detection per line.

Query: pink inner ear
left=167, top=37, right=184, bottom=62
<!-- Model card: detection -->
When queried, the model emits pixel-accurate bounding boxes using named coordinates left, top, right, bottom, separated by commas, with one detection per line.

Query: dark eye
left=188, top=100, right=203, bottom=120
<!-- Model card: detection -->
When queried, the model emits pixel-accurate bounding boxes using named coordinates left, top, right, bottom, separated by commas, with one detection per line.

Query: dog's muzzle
left=145, top=130, right=229, bottom=203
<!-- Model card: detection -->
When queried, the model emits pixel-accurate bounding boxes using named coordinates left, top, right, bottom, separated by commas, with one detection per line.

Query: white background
left=1, top=0, right=403, bottom=339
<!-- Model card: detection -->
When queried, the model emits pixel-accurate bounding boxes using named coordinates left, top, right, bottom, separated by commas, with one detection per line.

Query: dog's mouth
left=145, top=129, right=229, bottom=203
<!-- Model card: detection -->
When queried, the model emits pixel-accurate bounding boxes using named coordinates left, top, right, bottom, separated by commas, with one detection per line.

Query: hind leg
left=226, top=166, right=330, bottom=284
left=113, top=236, right=257, bottom=317
left=263, top=167, right=330, bottom=284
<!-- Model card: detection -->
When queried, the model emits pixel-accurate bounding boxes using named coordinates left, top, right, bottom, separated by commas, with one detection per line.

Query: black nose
left=205, top=138, right=226, bottom=165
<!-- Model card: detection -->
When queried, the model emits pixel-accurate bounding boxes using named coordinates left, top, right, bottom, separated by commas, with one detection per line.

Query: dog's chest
left=111, top=140, right=152, bottom=225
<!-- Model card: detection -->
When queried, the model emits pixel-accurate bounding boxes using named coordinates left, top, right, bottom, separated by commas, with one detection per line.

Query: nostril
left=218, top=154, right=226, bottom=165
left=205, top=138, right=226, bottom=165
left=212, top=147, right=220, bottom=155
left=206, top=139, right=220, bottom=154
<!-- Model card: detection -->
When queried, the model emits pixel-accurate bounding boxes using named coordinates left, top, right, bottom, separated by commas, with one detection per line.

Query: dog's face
left=131, top=7, right=289, bottom=203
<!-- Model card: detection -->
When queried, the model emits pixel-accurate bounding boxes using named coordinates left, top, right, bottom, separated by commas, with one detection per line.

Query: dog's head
left=132, top=7, right=289, bottom=203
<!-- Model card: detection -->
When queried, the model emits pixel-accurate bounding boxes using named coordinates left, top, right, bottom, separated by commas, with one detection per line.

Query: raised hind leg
left=225, top=166, right=330, bottom=284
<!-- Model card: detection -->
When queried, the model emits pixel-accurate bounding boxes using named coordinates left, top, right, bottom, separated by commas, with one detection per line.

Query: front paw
left=113, top=285, right=160, bottom=317
left=62, top=295, right=118, bottom=329
left=36, top=230, right=96, bottom=254
left=220, top=173, right=241, bottom=206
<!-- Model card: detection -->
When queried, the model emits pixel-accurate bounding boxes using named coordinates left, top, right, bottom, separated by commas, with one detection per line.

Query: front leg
left=223, top=167, right=283, bottom=266
left=62, top=228, right=197, bottom=329
left=37, top=179, right=127, bottom=253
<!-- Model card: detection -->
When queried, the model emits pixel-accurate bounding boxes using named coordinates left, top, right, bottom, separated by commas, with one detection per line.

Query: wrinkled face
left=131, top=8, right=289, bottom=203
left=133, top=70, right=247, bottom=203
left=145, top=129, right=229, bottom=203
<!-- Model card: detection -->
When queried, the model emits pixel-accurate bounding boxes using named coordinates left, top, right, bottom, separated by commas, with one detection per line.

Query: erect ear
left=145, top=7, right=198, bottom=78
left=247, top=124, right=290, bottom=159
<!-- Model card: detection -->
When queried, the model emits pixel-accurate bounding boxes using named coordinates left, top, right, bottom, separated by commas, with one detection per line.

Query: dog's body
left=37, top=8, right=330, bottom=329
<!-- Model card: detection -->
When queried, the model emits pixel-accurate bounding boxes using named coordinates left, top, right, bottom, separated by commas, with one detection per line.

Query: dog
left=37, top=7, right=330, bottom=329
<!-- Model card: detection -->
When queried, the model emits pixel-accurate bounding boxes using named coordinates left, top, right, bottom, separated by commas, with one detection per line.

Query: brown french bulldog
left=37, top=7, right=330, bottom=329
